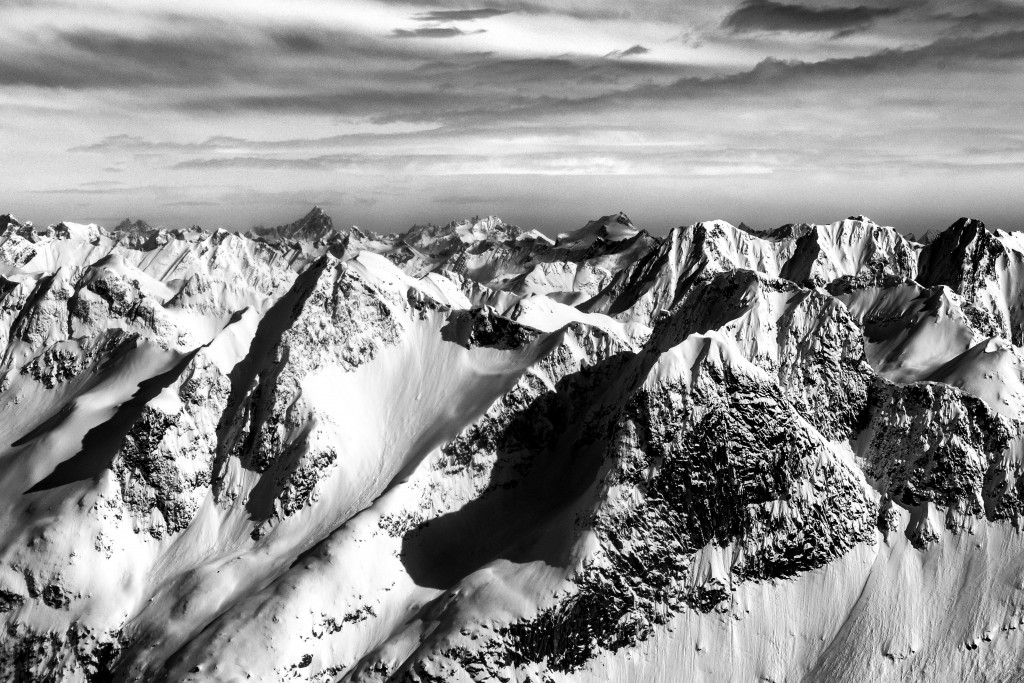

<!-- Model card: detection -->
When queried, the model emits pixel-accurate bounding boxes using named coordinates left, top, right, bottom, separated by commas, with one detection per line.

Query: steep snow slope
left=0, top=210, right=1022, bottom=683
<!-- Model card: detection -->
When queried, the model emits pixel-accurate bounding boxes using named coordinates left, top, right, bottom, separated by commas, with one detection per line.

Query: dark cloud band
left=414, top=8, right=508, bottom=21
left=393, top=26, right=479, bottom=38
left=723, top=0, right=903, bottom=34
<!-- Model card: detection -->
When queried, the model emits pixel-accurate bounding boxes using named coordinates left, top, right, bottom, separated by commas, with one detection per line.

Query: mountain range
left=1, top=208, right=1022, bottom=682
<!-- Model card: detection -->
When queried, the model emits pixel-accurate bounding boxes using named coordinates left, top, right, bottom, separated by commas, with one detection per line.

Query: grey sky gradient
left=2, top=0, right=1023, bottom=236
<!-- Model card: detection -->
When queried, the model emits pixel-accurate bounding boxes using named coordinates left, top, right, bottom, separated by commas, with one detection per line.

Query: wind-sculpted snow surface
left=0, top=209, right=1023, bottom=682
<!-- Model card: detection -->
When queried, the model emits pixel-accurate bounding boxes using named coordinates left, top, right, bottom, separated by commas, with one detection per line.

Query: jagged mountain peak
left=446, top=215, right=521, bottom=243
left=611, top=209, right=633, bottom=226
left=909, top=228, right=941, bottom=244
left=918, top=217, right=995, bottom=278
left=691, top=218, right=736, bottom=231
left=2, top=206, right=1024, bottom=682
left=51, top=220, right=105, bottom=243
left=939, top=216, right=989, bottom=243
left=950, top=215, right=987, bottom=231
left=251, top=205, right=336, bottom=244
left=109, top=218, right=159, bottom=249
left=404, top=215, right=518, bottom=245
left=738, top=221, right=814, bottom=241
left=112, top=217, right=153, bottom=234
left=916, top=217, right=990, bottom=255
left=556, top=211, right=640, bottom=247
left=288, top=204, right=333, bottom=231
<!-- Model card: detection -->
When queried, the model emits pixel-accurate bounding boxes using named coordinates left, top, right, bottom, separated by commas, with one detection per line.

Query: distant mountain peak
left=556, top=212, right=640, bottom=247
left=290, top=205, right=332, bottom=230
left=113, top=218, right=153, bottom=233
left=252, top=206, right=336, bottom=243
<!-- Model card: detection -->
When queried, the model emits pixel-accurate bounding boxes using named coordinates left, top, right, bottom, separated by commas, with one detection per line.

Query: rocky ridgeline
left=0, top=209, right=1022, bottom=681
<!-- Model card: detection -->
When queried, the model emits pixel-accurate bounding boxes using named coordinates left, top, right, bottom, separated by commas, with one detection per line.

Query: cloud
left=723, top=0, right=903, bottom=35
left=0, top=28, right=234, bottom=88
left=613, top=29, right=1024, bottom=105
left=415, top=8, right=509, bottom=21
left=3, top=0, right=1024, bottom=238
left=70, top=134, right=210, bottom=153
left=70, top=125, right=441, bottom=154
left=14, top=7, right=1019, bottom=136
left=29, top=183, right=176, bottom=196
left=932, top=0, right=1024, bottom=33
left=0, top=19, right=419, bottom=90
left=167, top=150, right=782, bottom=177
left=392, top=26, right=479, bottom=38
left=271, top=29, right=331, bottom=54
left=172, top=155, right=362, bottom=170
left=605, top=44, right=649, bottom=58
left=379, top=0, right=634, bottom=21
left=170, top=27, right=1024, bottom=129
left=168, top=49, right=683, bottom=124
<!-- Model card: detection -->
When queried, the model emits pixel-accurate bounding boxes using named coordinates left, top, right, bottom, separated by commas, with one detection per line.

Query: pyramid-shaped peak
left=113, top=217, right=153, bottom=233
left=925, top=217, right=989, bottom=250
left=292, top=206, right=332, bottom=228
left=948, top=216, right=986, bottom=233
left=916, top=217, right=997, bottom=292
left=556, top=212, right=640, bottom=247
left=253, top=206, right=336, bottom=243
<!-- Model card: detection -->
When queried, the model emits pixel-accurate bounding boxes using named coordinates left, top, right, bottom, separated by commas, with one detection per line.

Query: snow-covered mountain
left=1, top=209, right=1022, bottom=682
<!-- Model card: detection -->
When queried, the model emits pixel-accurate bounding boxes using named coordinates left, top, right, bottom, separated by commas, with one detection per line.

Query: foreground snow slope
left=0, top=209, right=1022, bottom=682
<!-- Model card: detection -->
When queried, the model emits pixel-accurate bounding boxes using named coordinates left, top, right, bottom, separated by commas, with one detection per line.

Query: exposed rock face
left=863, top=380, right=1021, bottom=539
left=918, top=217, right=1024, bottom=345
left=0, top=210, right=1022, bottom=682
left=251, top=206, right=337, bottom=245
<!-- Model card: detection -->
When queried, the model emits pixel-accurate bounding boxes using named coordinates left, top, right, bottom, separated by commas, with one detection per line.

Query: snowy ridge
left=0, top=210, right=1023, bottom=682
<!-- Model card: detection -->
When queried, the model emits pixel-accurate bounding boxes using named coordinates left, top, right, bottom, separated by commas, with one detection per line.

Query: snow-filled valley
left=1, top=208, right=1023, bottom=682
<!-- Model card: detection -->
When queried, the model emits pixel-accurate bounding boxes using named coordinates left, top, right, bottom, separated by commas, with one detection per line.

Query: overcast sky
left=2, top=0, right=1023, bottom=236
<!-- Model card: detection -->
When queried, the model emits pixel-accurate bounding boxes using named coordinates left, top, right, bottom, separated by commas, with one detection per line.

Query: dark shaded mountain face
left=0, top=211, right=1022, bottom=682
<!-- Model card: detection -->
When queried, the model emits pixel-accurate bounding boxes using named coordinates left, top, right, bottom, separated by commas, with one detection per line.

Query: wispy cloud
left=596, top=29, right=1024, bottom=107
left=932, top=0, right=1024, bottom=33
left=723, top=0, right=904, bottom=35
left=414, top=8, right=508, bottom=21
left=393, top=26, right=480, bottom=38
left=0, top=20, right=414, bottom=89
left=70, top=124, right=441, bottom=154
